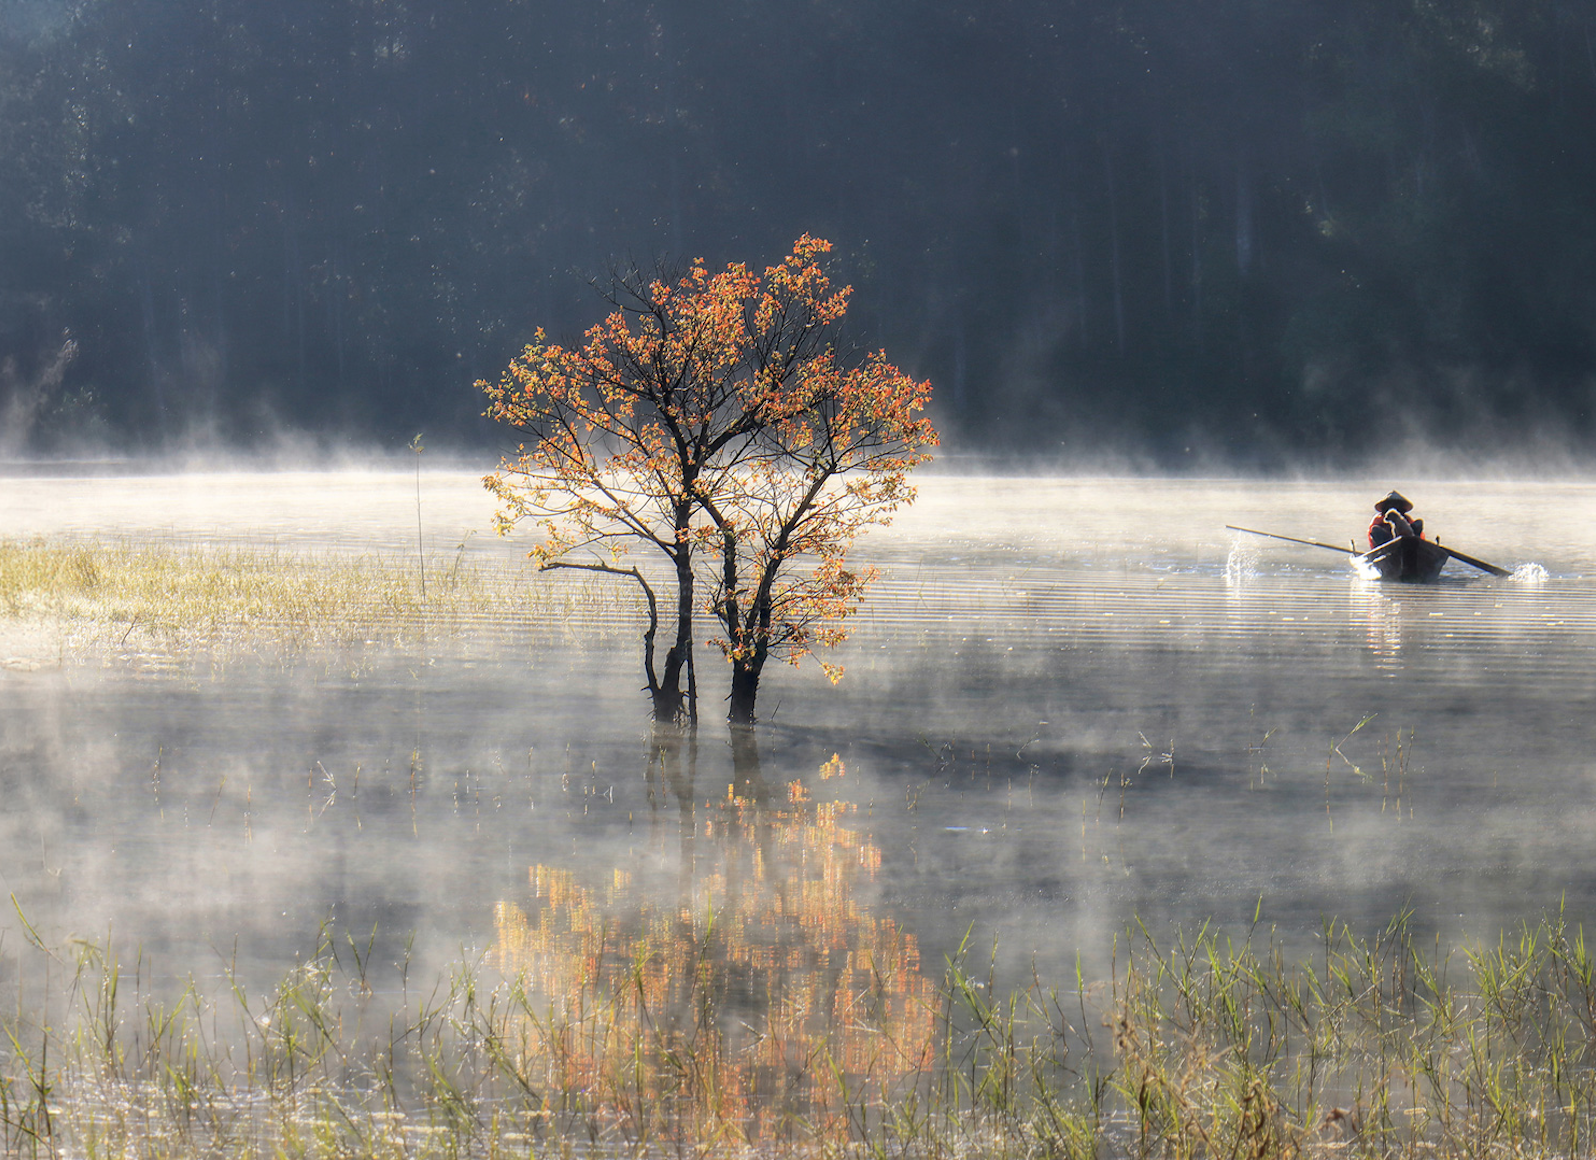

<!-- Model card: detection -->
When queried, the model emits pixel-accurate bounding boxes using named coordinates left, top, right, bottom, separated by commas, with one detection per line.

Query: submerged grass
left=6, top=909, right=1596, bottom=1157
left=0, top=537, right=636, bottom=662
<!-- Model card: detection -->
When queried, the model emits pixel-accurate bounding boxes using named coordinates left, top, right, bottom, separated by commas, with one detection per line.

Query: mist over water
left=4, top=471, right=1596, bottom=1010
left=10, top=1, right=1596, bottom=1139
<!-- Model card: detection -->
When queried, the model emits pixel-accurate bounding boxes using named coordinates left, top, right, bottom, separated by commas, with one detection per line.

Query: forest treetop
left=2, top=0, right=1592, bottom=466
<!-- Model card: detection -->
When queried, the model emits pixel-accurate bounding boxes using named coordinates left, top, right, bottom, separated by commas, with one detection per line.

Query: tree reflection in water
left=492, top=730, right=937, bottom=1143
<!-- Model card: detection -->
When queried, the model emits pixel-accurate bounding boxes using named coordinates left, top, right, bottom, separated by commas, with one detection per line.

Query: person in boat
left=1368, top=491, right=1425, bottom=549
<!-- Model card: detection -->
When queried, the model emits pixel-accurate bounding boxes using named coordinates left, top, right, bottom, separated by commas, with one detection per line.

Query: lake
left=3, top=470, right=1595, bottom=1143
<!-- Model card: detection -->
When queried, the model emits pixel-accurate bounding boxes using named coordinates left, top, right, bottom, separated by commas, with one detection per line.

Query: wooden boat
left=1358, top=535, right=1450, bottom=583
left=1226, top=525, right=1511, bottom=581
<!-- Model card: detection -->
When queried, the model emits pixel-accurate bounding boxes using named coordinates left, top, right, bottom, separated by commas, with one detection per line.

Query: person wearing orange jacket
left=1368, top=490, right=1424, bottom=549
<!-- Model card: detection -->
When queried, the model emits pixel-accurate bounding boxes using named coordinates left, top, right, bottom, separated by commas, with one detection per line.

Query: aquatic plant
left=0, top=537, right=633, bottom=665
left=8, top=892, right=1596, bottom=1157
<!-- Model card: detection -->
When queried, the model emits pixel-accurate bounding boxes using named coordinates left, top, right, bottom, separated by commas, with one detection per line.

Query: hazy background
left=3, top=0, right=1594, bottom=467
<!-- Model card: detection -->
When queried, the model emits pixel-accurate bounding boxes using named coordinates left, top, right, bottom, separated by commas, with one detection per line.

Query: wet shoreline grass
left=0, top=537, right=637, bottom=664
left=5, top=909, right=1596, bottom=1157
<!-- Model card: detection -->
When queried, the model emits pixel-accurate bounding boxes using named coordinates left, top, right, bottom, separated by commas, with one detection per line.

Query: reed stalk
left=0, top=537, right=635, bottom=662
left=4, top=906, right=1596, bottom=1157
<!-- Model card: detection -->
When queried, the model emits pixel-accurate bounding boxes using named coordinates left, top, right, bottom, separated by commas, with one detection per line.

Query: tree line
left=2, top=0, right=1594, bottom=462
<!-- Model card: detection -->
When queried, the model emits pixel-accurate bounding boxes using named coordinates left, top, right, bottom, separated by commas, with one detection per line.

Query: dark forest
left=3, top=0, right=1594, bottom=467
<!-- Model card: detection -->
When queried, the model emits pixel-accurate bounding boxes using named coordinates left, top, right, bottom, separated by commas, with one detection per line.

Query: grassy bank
left=0, top=538, right=634, bottom=663
left=4, top=909, right=1596, bottom=1158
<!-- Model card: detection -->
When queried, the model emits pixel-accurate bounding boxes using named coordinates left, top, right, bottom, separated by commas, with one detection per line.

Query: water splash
left=1510, top=562, right=1549, bottom=582
left=1350, top=555, right=1381, bottom=581
left=1224, top=540, right=1259, bottom=585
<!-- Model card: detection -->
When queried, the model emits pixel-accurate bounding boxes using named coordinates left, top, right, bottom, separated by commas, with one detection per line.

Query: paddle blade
left=1442, top=546, right=1511, bottom=578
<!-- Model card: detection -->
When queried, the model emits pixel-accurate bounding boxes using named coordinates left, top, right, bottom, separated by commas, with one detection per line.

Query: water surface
left=4, top=473, right=1594, bottom=1007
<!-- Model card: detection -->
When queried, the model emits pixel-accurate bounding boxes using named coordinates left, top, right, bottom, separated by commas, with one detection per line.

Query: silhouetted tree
left=484, top=237, right=934, bottom=724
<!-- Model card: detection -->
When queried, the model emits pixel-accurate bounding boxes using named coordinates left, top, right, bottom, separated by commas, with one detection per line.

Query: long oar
left=1439, top=545, right=1512, bottom=578
left=1228, top=523, right=1513, bottom=577
left=1225, top=525, right=1354, bottom=555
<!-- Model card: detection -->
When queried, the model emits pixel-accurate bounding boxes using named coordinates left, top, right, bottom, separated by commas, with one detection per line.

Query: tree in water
left=700, top=342, right=936, bottom=724
left=482, top=236, right=932, bottom=723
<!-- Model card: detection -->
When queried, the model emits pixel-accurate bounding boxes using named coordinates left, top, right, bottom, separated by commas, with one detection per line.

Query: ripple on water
left=9, top=472, right=1596, bottom=1050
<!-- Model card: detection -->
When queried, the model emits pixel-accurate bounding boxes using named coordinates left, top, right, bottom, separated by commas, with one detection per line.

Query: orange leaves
left=482, top=237, right=938, bottom=718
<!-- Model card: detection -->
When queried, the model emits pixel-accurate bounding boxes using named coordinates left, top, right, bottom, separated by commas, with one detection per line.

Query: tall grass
left=6, top=907, right=1596, bottom=1157
left=0, top=537, right=635, bottom=662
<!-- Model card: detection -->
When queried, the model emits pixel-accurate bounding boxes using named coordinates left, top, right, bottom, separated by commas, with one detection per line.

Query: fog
left=5, top=5, right=1596, bottom=1140
left=5, top=474, right=1595, bottom=1008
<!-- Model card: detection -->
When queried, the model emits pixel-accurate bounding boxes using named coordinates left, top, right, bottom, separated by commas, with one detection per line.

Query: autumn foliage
left=482, top=236, right=936, bottom=723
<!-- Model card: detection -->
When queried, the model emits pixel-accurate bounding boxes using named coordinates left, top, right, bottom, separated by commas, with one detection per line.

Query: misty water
left=4, top=471, right=1596, bottom=1044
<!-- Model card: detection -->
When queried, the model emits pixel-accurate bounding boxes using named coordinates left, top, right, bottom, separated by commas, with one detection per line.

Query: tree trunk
left=1190, top=188, right=1204, bottom=338
left=641, top=613, right=681, bottom=723
left=728, top=662, right=760, bottom=725
left=655, top=552, right=695, bottom=723
left=727, top=585, right=773, bottom=725
left=1158, top=139, right=1173, bottom=318
left=1105, top=151, right=1126, bottom=354
left=1234, top=154, right=1254, bottom=275
left=549, top=559, right=685, bottom=724
left=649, top=680, right=683, bottom=723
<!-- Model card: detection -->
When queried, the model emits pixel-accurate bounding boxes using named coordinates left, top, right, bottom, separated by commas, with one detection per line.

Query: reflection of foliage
left=12, top=902, right=1596, bottom=1153
left=492, top=757, right=935, bottom=1143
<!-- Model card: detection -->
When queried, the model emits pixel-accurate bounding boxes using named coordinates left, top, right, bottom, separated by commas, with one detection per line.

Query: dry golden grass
left=0, top=537, right=638, bottom=664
